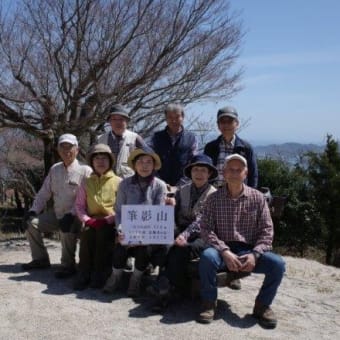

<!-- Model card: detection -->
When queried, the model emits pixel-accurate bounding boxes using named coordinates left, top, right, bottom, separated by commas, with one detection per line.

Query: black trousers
left=163, top=238, right=206, bottom=294
left=78, top=225, right=115, bottom=275
left=112, top=244, right=168, bottom=271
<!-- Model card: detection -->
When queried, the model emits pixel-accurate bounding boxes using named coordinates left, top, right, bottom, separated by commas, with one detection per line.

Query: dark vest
left=152, top=128, right=196, bottom=186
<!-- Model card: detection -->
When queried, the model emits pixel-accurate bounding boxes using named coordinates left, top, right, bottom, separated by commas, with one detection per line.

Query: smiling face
left=108, top=114, right=128, bottom=136
left=134, top=154, right=155, bottom=177
left=223, top=159, right=248, bottom=186
left=191, top=165, right=211, bottom=188
left=57, top=143, right=79, bottom=167
left=92, top=153, right=111, bottom=175
left=217, top=116, right=239, bottom=141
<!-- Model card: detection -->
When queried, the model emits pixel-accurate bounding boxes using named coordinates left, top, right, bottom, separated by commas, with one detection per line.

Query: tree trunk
left=14, top=189, right=23, bottom=212
left=42, top=137, right=58, bottom=176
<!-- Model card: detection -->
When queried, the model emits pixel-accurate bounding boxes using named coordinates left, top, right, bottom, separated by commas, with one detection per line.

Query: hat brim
left=184, top=162, right=218, bottom=180
left=106, top=112, right=130, bottom=121
left=128, top=149, right=162, bottom=171
left=217, top=113, right=238, bottom=121
left=87, top=152, right=115, bottom=168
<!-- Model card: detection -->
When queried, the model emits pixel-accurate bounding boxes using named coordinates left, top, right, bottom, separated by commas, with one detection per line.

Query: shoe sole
left=196, top=317, right=213, bottom=324
left=253, top=315, right=277, bottom=329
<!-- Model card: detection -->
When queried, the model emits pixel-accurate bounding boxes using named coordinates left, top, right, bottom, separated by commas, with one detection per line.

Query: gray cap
left=106, top=104, right=130, bottom=121
left=217, top=106, right=239, bottom=121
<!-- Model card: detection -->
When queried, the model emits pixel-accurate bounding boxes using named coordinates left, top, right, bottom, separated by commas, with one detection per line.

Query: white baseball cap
left=224, top=153, right=247, bottom=167
left=58, top=134, right=78, bottom=146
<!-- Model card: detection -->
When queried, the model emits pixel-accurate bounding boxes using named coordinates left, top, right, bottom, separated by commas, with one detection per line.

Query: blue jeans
left=199, top=245, right=285, bottom=306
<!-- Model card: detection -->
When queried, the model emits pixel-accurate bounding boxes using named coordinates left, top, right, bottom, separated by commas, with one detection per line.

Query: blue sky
left=188, top=0, right=340, bottom=145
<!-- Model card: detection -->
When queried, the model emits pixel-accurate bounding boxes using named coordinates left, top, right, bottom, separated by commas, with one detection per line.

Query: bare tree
left=0, top=0, right=243, bottom=172
left=0, top=128, right=44, bottom=208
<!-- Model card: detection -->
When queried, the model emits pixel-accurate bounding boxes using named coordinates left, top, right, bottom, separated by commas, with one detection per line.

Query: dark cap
left=106, top=104, right=130, bottom=121
left=217, top=106, right=239, bottom=122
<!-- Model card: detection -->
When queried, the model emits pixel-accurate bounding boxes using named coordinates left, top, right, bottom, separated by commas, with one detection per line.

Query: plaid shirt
left=181, top=185, right=273, bottom=254
left=215, top=136, right=235, bottom=186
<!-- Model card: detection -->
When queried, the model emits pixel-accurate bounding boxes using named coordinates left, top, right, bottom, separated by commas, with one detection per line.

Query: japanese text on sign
left=121, top=205, right=174, bottom=245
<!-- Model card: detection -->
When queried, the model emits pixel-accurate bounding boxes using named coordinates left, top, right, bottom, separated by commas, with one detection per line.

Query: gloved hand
left=58, top=213, right=75, bottom=233
left=85, top=218, right=107, bottom=229
left=24, top=210, right=37, bottom=221
left=21, top=211, right=37, bottom=231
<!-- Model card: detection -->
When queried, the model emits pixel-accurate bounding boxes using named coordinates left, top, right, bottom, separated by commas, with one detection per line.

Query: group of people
left=21, top=103, right=285, bottom=329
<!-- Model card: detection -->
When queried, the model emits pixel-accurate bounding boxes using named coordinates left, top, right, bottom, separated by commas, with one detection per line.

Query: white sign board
left=121, top=205, right=174, bottom=245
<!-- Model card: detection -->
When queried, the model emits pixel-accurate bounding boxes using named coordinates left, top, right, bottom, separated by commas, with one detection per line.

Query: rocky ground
left=0, top=238, right=339, bottom=340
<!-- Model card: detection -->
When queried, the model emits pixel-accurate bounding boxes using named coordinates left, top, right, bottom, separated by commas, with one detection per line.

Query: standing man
left=196, top=154, right=285, bottom=328
left=97, top=104, right=147, bottom=178
left=22, top=134, right=92, bottom=278
left=150, top=103, right=198, bottom=187
left=204, top=106, right=258, bottom=188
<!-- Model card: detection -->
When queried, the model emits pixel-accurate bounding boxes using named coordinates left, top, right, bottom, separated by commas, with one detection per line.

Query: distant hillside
left=254, top=143, right=324, bottom=162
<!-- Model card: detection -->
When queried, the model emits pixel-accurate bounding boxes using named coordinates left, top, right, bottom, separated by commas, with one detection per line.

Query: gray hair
left=164, top=103, right=184, bottom=116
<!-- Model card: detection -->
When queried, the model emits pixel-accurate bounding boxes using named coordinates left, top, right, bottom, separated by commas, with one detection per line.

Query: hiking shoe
left=225, top=271, right=250, bottom=290
left=253, top=303, right=277, bottom=329
left=54, top=266, right=76, bottom=279
left=151, top=295, right=170, bottom=313
left=21, top=259, right=51, bottom=271
left=226, top=278, right=241, bottom=290
left=196, top=300, right=216, bottom=324
left=73, top=272, right=90, bottom=291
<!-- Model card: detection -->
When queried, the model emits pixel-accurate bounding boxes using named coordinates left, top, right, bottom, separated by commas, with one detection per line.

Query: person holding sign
left=73, top=144, right=121, bottom=290
left=103, top=148, right=169, bottom=297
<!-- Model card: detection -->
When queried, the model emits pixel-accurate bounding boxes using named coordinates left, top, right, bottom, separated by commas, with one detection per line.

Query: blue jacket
left=204, top=134, right=258, bottom=188
left=151, top=128, right=197, bottom=186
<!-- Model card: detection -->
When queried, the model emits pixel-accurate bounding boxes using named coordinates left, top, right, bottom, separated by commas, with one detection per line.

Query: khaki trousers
left=25, top=210, right=80, bottom=268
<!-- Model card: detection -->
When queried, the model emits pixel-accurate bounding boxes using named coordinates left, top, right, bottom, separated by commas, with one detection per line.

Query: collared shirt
left=114, top=175, right=167, bottom=225
left=30, top=159, right=92, bottom=219
left=181, top=185, right=273, bottom=254
left=216, top=135, right=235, bottom=186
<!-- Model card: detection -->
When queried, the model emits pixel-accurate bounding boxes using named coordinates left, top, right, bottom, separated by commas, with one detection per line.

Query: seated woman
left=73, top=144, right=121, bottom=290
left=152, top=154, right=217, bottom=299
left=103, top=148, right=168, bottom=297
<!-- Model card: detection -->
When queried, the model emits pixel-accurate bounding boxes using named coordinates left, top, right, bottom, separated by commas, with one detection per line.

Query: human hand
left=238, top=253, right=256, bottom=272
left=85, top=218, right=107, bottom=229
left=174, top=234, right=187, bottom=247
left=22, top=211, right=37, bottom=231
left=221, top=249, right=243, bottom=272
left=165, top=197, right=176, bottom=206
left=116, top=230, right=125, bottom=244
